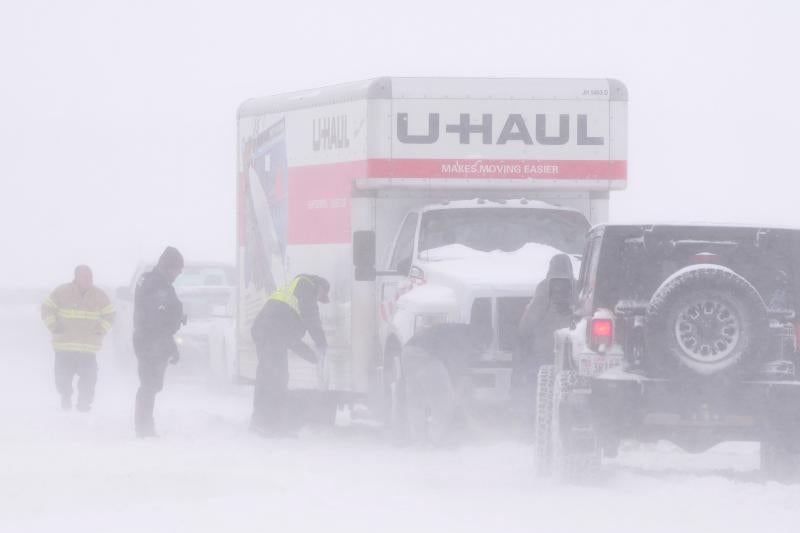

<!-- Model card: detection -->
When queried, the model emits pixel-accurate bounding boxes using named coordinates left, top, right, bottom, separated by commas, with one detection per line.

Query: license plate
left=579, top=355, right=621, bottom=376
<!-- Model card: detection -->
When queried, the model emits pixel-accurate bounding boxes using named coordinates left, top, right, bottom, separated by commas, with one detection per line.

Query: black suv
left=535, top=224, right=800, bottom=482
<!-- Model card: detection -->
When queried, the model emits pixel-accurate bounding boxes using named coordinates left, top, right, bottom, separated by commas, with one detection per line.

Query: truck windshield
left=418, top=207, right=590, bottom=255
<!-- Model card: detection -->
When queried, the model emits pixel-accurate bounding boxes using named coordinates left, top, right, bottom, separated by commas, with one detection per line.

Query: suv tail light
left=794, top=322, right=800, bottom=353
left=692, top=252, right=719, bottom=264
left=589, top=318, right=613, bottom=353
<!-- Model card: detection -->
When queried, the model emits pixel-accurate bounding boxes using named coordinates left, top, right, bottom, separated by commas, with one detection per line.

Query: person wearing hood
left=132, top=247, right=186, bottom=438
left=514, top=253, right=576, bottom=418
left=250, top=274, right=330, bottom=435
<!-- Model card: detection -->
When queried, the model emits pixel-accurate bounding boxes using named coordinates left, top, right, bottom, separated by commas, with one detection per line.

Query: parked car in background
left=114, top=262, right=237, bottom=382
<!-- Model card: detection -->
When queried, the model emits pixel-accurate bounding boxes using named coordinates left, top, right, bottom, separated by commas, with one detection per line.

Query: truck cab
left=376, top=199, right=589, bottom=405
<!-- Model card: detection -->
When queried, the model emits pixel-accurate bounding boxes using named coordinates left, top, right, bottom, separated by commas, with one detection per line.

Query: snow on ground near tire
left=2, top=304, right=799, bottom=533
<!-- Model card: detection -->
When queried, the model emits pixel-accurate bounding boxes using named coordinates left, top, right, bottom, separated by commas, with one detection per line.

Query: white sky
left=1, top=0, right=798, bottom=288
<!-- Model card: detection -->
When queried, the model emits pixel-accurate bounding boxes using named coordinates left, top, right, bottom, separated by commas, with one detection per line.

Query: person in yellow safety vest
left=41, top=265, right=114, bottom=412
left=250, top=274, right=329, bottom=435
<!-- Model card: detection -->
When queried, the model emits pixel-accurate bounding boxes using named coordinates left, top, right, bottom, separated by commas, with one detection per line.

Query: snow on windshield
left=418, top=208, right=590, bottom=257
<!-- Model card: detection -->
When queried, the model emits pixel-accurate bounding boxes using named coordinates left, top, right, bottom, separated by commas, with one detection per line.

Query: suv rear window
left=592, top=226, right=799, bottom=313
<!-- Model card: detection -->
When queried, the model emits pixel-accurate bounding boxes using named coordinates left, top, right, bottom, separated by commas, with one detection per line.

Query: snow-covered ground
left=2, top=303, right=800, bottom=533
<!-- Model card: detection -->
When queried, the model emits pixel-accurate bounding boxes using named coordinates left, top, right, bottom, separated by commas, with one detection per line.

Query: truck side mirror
left=353, top=230, right=377, bottom=282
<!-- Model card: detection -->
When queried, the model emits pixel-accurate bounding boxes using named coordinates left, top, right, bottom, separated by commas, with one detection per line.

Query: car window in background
left=181, top=291, right=232, bottom=319
left=174, top=267, right=234, bottom=288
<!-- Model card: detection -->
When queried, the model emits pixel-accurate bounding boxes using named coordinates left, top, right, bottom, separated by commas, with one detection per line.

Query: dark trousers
left=510, top=351, right=543, bottom=426
left=252, top=342, right=290, bottom=431
left=403, top=346, right=459, bottom=444
left=55, top=351, right=97, bottom=408
left=135, top=356, right=168, bottom=433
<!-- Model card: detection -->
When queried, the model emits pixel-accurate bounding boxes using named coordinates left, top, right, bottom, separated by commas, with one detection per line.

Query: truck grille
left=498, top=298, right=529, bottom=351
left=471, top=297, right=530, bottom=352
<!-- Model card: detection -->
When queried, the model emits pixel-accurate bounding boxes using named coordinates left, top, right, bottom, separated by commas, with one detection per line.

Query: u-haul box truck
left=236, top=77, right=627, bottom=418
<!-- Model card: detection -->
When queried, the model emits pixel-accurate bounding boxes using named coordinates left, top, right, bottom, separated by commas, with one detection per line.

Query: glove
left=168, top=353, right=180, bottom=365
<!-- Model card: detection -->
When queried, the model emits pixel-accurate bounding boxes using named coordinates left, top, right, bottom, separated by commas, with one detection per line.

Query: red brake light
left=591, top=319, right=613, bottom=338
left=794, top=322, right=800, bottom=352
left=692, top=252, right=719, bottom=264
left=589, top=318, right=613, bottom=352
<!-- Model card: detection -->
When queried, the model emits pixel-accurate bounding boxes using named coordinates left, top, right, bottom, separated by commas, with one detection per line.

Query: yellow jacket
left=42, top=283, right=115, bottom=353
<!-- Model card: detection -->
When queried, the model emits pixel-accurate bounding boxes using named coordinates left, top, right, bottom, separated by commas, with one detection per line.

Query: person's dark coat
left=132, top=268, right=184, bottom=359
left=517, top=253, right=576, bottom=365
left=251, top=274, right=327, bottom=363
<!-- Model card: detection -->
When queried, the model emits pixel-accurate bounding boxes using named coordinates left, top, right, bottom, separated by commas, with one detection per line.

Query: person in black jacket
left=132, top=247, right=185, bottom=438
left=513, top=253, right=575, bottom=422
left=250, top=274, right=329, bottom=435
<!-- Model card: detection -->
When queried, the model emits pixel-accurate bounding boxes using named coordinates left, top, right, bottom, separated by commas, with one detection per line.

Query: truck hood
left=416, top=243, right=580, bottom=295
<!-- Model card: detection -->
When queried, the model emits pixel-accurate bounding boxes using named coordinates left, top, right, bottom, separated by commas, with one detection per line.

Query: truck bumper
left=591, top=376, right=800, bottom=449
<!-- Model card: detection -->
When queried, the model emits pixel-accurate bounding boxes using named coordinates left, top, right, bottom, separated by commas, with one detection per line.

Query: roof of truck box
left=237, top=77, right=628, bottom=118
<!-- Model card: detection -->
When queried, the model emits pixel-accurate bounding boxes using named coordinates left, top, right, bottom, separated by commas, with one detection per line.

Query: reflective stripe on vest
left=57, top=308, right=102, bottom=320
left=267, top=276, right=312, bottom=314
left=53, top=341, right=102, bottom=353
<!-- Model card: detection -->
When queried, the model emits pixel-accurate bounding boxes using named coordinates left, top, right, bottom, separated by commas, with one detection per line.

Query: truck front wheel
left=382, top=342, right=408, bottom=441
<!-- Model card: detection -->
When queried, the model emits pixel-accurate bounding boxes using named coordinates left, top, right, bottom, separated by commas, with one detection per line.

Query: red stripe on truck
left=286, top=158, right=626, bottom=245
left=367, top=158, right=626, bottom=180
left=287, top=162, right=360, bottom=245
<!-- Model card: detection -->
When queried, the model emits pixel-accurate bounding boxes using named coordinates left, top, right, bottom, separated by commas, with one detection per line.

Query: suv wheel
left=645, top=265, right=768, bottom=376
left=551, top=370, right=601, bottom=483
left=761, top=438, right=800, bottom=482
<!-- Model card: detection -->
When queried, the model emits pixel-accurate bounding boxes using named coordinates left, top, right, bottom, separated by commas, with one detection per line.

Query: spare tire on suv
left=644, top=264, right=769, bottom=377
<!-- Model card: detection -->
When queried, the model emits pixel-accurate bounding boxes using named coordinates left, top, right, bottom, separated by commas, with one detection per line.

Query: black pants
left=135, top=356, right=168, bottom=433
left=252, top=342, right=290, bottom=431
left=55, top=351, right=97, bottom=408
left=510, top=351, right=544, bottom=425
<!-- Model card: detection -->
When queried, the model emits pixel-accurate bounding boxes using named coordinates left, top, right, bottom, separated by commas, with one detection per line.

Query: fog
left=2, top=1, right=800, bottom=532
left=4, top=303, right=800, bottom=533
left=1, top=0, right=798, bottom=287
